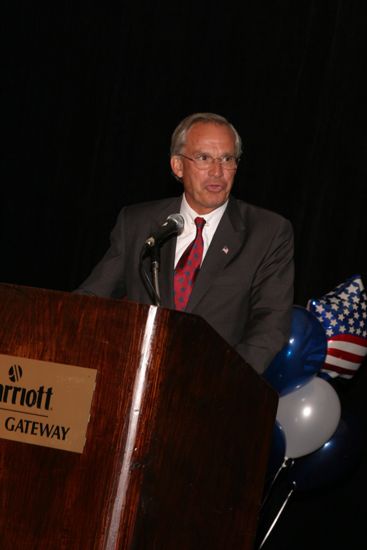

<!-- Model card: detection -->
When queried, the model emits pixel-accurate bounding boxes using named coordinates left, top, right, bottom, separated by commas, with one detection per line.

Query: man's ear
left=170, top=156, right=183, bottom=180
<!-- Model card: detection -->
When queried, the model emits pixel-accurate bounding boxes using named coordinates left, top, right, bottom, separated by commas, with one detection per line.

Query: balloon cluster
left=263, top=280, right=366, bottom=493
left=257, top=276, right=366, bottom=549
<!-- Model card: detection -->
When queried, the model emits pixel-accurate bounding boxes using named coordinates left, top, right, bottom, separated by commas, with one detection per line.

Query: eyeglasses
left=177, top=153, right=239, bottom=171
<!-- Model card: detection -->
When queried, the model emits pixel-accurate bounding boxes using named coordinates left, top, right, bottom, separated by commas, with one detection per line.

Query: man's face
left=170, top=122, right=238, bottom=214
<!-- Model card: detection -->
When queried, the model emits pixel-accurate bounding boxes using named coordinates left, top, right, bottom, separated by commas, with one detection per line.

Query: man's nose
left=208, top=158, right=224, bottom=176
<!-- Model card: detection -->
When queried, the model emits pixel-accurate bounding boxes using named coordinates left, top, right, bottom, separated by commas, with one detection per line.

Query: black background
left=3, top=2, right=367, bottom=548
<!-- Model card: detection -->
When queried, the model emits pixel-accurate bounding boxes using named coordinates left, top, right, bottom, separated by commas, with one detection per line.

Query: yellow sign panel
left=0, top=354, right=97, bottom=453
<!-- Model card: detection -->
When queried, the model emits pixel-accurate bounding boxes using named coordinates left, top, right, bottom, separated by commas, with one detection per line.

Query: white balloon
left=276, top=377, right=341, bottom=458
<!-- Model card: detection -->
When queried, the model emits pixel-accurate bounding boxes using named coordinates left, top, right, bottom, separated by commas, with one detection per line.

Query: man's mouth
left=205, top=184, right=225, bottom=192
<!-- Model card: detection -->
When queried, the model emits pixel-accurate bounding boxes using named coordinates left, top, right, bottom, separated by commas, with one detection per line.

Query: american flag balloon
left=307, top=274, right=367, bottom=380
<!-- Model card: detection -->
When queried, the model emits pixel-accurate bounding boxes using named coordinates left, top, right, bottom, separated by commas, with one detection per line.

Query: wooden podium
left=0, top=283, right=278, bottom=549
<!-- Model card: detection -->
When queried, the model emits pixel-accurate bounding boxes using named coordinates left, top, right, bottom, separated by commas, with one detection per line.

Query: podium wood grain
left=0, top=283, right=277, bottom=549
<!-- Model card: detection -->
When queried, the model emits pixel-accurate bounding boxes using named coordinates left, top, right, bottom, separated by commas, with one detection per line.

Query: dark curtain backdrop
left=3, top=2, right=367, bottom=548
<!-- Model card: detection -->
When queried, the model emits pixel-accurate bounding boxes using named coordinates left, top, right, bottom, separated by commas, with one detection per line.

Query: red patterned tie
left=174, top=217, right=206, bottom=311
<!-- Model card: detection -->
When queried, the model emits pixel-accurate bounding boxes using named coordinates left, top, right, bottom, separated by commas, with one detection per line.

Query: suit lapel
left=186, top=198, right=247, bottom=313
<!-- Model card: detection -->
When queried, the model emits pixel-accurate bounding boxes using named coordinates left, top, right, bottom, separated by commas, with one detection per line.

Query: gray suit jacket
left=77, top=195, right=294, bottom=374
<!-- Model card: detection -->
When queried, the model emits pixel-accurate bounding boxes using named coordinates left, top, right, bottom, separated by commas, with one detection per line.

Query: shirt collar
left=180, top=193, right=228, bottom=227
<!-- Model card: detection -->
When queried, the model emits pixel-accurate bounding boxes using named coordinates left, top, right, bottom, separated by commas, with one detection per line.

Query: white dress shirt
left=174, top=194, right=228, bottom=268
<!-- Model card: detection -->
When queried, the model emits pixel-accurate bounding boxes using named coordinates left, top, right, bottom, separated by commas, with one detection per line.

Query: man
left=77, top=112, right=294, bottom=374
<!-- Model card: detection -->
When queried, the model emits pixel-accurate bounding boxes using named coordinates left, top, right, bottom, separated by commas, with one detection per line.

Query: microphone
left=145, top=213, right=184, bottom=248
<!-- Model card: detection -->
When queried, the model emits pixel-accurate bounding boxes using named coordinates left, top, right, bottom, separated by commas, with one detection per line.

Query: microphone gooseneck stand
left=139, top=213, right=184, bottom=307
left=139, top=244, right=161, bottom=307
left=149, top=245, right=161, bottom=306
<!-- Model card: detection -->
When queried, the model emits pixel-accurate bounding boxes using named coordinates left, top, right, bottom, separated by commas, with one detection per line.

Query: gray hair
left=170, top=112, right=243, bottom=158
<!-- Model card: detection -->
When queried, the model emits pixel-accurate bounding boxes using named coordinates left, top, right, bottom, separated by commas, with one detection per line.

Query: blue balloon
left=286, top=411, right=364, bottom=491
left=263, top=305, right=327, bottom=395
